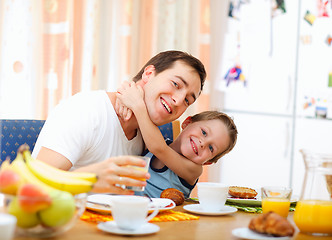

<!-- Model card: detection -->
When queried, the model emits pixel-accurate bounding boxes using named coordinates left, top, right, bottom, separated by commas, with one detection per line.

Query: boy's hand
left=115, top=81, right=133, bottom=121
left=115, top=98, right=132, bottom=121
left=116, top=82, right=145, bottom=113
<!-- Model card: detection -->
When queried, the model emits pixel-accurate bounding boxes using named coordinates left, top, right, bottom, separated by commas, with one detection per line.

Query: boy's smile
left=190, top=138, right=198, bottom=155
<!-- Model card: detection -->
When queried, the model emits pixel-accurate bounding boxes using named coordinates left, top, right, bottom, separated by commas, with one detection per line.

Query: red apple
left=0, top=169, right=23, bottom=195
left=17, top=183, right=52, bottom=213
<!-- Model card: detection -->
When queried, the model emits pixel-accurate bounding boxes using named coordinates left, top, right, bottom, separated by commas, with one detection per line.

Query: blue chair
left=0, top=119, right=180, bottom=165
left=0, top=119, right=45, bottom=163
left=158, top=120, right=180, bottom=141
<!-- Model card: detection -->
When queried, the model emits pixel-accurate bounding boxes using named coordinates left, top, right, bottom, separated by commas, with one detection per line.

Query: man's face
left=142, top=61, right=201, bottom=126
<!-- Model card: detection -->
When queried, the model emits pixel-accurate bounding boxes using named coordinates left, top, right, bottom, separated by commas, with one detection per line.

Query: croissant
left=160, top=188, right=185, bottom=206
left=249, top=212, right=295, bottom=237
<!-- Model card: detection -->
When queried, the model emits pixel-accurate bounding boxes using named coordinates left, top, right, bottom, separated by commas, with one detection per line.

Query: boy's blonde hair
left=190, top=111, right=238, bottom=164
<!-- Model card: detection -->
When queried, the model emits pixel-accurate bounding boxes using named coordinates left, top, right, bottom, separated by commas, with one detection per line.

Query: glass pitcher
left=293, top=149, right=332, bottom=236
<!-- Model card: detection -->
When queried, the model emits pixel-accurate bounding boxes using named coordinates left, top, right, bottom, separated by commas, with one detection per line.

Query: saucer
left=97, top=221, right=160, bottom=236
left=183, top=204, right=237, bottom=216
left=232, top=228, right=292, bottom=240
left=86, top=194, right=175, bottom=214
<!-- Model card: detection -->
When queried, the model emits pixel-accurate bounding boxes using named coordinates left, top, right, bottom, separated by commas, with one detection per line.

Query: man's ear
left=141, top=65, right=155, bottom=84
left=181, top=116, right=192, bottom=129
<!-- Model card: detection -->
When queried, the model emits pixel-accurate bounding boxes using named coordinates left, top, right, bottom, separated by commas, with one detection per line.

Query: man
left=32, top=50, right=206, bottom=193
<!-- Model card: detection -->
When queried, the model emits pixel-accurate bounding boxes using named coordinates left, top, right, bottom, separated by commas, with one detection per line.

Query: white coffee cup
left=111, top=196, right=159, bottom=231
left=0, top=213, right=17, bottom=240
left=197, top=182, right=229, bottom=212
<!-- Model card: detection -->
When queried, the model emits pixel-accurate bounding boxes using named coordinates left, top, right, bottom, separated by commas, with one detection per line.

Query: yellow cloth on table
left=80, top=209, right=199, bottom=223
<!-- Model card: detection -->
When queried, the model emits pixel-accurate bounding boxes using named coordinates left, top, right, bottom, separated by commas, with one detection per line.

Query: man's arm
left=36, top=147, right=151, bottom=194
left=37, top=147, right=73, bottom=170
left=116, top=84, right=202, bottom=185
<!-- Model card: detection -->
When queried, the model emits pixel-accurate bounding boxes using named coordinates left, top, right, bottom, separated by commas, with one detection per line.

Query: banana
left=23, top=153, right=97, bottom=183
left=22, top=149, right=94, bottom=195
left=10, top=153, right=58, bottom=193
left=0, top=158, right=11, bottom=171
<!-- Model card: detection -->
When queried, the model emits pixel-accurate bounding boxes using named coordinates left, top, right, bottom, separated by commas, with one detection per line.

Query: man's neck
left=107, top=92, right=139, bottom=140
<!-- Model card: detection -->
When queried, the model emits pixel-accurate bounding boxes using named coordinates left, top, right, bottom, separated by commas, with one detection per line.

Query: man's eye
left=201, top=129, right=207, bottom=136
left=209, top=145, right=213, bottom=153
left=185, top=98, right=189, bottom=106
left=172, top=81, right=179, bottom=88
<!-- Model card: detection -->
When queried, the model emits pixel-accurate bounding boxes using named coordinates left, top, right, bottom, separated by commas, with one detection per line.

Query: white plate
left=227, top=197, right=262, bottom=207
left=86, top=194, right=175, bottom=214
left=232, top=228, right=292, bottom=240
left=183, top=204, right=237, bottom=216
left=98, top=221, right=160, bottom=236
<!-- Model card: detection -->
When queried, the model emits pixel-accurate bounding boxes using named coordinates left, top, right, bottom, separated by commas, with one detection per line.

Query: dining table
left=10, top=200, right=332, bottom=240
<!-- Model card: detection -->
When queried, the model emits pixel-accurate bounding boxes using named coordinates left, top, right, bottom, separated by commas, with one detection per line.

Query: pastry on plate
left=249, top=211, right=295, bottom=237
left=160, top=188, right=185, bottom=206
left=228, top=186, right=258, bottom=199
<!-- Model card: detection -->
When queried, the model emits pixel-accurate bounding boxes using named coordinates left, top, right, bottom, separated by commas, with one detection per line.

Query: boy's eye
left=209, top=145, right=213, bottom=153
left=185, top=98, right=189, bottom=106
left=201, top=129, right=207, bottom=136
left=172, top=81, right=179, bottom=88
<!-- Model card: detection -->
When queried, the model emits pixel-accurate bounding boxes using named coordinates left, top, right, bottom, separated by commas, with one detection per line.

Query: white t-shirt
left=32, top=90, right=144, bottom=170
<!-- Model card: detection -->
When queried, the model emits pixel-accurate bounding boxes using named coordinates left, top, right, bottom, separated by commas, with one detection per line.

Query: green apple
left=39, top=191, right=76, bottom=227
left=8, top=197, right=40, bottom=228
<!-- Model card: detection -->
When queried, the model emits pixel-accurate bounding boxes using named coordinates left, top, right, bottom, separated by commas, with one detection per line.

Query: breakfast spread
left=249, top=212, right=295, bottom=237
left=228, top=186, right=258, bottom=199
left=160, top=188, right=185, bottom=206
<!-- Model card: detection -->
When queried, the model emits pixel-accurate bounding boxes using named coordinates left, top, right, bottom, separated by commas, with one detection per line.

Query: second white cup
left=197, top=182, right=229, bottom=212
left=111, top=196, right=158, bottom=231
left=0, top=213, right=17, bottom=240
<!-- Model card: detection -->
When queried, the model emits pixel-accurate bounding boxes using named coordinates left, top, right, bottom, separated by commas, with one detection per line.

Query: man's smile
left=161, top=98, right=172, bottom=113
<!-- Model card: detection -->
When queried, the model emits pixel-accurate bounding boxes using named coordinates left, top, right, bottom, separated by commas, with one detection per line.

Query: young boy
left=116, top=84, right=238, bottom=198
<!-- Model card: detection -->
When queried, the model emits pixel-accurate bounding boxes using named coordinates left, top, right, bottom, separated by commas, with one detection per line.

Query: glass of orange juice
left=293, top=149, right=332, bottom=236
left=293, top=200, right=332, bottom=235
left=261, top=186, right=292, bottom=218
left=122, top=156, right=151, bottom=192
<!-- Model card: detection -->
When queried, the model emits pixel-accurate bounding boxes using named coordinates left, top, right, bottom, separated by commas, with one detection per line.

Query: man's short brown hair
left=133, top=50, right=206, bottom=92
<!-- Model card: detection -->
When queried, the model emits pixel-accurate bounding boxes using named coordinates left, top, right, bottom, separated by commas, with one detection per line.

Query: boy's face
left=177, top=119, right=230, bottom=165
left=141, top=61, right=201, bottom=126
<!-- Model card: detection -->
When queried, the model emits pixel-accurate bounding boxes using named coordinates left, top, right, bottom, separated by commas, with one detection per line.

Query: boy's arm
left=116, top=84, right=202, bottom=184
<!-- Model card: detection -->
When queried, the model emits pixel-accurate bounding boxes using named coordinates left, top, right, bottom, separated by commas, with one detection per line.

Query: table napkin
left=80, top=209, right=199, bottom=223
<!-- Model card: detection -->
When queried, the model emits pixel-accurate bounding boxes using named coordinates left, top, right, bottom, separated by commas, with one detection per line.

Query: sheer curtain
left=0, top=0, right=42, bottom=118
left=0, top=0, right=216, bottom=193
left=0, top=0, right=211, bottom=120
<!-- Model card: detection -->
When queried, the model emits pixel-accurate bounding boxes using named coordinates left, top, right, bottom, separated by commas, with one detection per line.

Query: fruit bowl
left=1, top=192, right=87, bottom=238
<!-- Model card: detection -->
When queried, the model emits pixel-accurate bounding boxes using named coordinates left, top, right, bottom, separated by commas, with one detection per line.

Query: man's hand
left=79, top=156, right=150, bottom=194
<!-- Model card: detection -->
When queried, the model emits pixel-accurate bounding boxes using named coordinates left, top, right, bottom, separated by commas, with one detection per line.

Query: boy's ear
left=181, top=116, right=192, bottom=129
left=141, top=65, right=155, bottom=84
